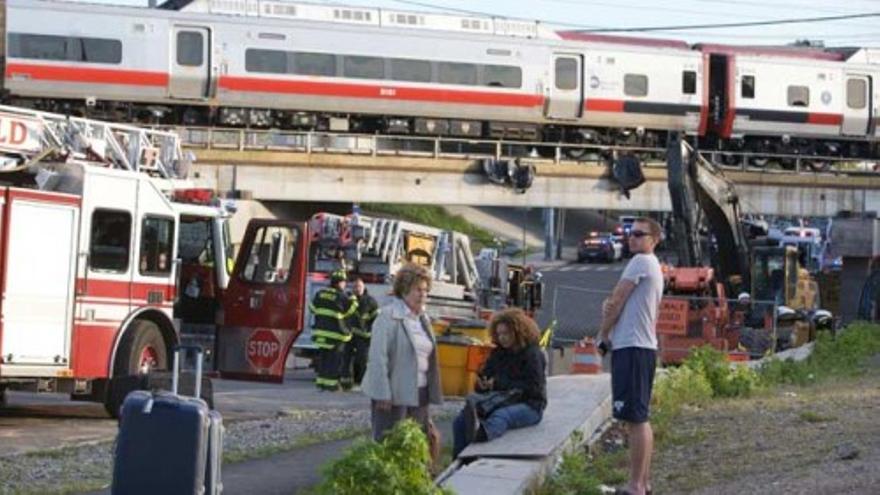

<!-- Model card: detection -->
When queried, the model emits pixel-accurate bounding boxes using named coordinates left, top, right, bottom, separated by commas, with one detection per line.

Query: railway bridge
left=182, top=128, right=880, bottom=217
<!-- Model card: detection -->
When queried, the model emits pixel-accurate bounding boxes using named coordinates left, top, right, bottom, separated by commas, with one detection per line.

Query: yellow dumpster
left=433, top=318, right=492, bottom=344
left=436, top=334, right=493, bottom=396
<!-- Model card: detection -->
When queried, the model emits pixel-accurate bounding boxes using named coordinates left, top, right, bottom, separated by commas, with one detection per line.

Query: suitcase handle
left=172, top=345, right=203, bottom=399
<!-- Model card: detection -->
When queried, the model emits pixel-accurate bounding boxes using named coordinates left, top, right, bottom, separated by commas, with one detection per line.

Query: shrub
left=759, top=323, right=880, bottom=385
left=651, top=365, right=713, bottom=440
left=682, top=346, right=761, bottom=398
left=316, top=420, right=450, bottom=495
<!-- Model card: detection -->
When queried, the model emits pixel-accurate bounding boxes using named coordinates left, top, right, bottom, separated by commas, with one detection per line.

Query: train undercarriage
left=9, top=96, right=879, bottom=169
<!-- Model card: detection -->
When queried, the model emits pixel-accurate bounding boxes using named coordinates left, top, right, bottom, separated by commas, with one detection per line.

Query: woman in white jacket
left=361, top=263, right=443, bottom=441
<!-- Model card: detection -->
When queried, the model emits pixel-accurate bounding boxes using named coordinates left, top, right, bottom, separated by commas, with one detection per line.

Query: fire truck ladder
left=311, top=212, right=481, bottom=297
left=0, top=105, right=186, bottom=178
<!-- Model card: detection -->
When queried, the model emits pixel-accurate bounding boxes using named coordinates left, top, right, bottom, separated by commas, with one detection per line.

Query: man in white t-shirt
left=589, top=217, right=663, bottom=495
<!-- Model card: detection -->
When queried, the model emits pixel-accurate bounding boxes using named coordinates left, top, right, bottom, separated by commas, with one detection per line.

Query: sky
left=70, top=0, right=880, bottom=47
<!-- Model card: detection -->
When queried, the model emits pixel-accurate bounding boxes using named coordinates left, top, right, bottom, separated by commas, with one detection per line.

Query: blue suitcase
left=112, top=346, right=223, bottom=495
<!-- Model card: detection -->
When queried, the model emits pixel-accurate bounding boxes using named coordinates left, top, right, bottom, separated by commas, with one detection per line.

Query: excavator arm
left=666, top=133, right=751, bottom=291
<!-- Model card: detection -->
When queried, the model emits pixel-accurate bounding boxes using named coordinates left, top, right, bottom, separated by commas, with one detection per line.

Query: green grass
left=798, top=411, right=836, bottom=423
left=538, top=323, right=880, bottom=495
left=362, top=204, right=498, bottom=250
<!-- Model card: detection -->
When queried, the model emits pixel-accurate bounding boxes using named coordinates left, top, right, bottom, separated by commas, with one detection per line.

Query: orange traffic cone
left=571, top=338, right=602, bottom=374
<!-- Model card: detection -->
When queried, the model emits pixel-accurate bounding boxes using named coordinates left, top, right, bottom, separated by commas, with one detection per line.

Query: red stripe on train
left=807, top=113, right=843, bottom=125
left=584, top=99, right=625, bottom=112
left=218, top=76, right=545, bottom=108
left=6, top=63, right=169, bottom=87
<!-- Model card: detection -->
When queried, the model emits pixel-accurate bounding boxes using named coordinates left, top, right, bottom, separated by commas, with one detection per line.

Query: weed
left=798, top=411, right=836, bottom=423
left=536, top=447, right=603, bottom=495
left=760, top=323, right=880, bottom=386
left=316, top=419, right=451, bottom=495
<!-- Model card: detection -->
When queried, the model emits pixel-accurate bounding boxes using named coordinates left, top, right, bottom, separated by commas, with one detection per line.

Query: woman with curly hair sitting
left=452, top=308, right=547, bottom=458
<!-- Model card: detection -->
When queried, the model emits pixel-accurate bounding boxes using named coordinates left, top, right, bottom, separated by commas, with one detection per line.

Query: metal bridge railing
left=171, top=125, right=879, bottom=177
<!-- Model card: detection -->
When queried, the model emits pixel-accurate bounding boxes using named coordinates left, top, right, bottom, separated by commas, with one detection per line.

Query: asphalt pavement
left=534, top=258, right=628, bottom=343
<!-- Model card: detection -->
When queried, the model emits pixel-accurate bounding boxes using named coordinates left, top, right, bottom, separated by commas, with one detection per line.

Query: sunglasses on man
left=630, top=230, right=651, bottom=238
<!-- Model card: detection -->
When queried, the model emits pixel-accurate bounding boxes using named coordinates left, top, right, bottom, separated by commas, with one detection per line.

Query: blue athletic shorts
left=611, top=347, right=657, bottom=423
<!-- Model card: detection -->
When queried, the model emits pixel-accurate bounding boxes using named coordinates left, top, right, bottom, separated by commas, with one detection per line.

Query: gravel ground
left=0, top=400, right=463, bottom=495
left=653, top=370, right=880, bottom=495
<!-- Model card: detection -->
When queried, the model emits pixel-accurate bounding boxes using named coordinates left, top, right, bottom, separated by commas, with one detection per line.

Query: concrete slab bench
left=441, top=374, right=612, bottom=494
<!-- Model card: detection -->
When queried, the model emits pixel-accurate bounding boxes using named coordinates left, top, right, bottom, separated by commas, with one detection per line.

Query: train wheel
left=748, top=156, right=769, bottom=168
left=805, top=160, right=831, bottom=172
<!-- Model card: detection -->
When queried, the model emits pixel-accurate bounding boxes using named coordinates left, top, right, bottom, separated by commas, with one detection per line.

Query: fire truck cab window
left=140, top=216, right=175, bottom=276
left=178, top=217, right=214, bottom=266
left=90, top=209, right=132, bottom=272
left=241, top=226, right=298, bottom=284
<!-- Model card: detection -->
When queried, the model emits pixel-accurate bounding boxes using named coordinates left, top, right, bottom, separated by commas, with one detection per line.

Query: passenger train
left=4, top=0, right=880, bottom=168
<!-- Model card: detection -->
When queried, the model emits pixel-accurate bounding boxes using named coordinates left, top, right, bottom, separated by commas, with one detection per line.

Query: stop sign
left=247, top=329, right=282, bottom=370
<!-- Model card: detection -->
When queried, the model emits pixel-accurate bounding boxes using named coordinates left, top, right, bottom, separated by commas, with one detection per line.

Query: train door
left=215, top=220, right=308, bottom=383
left=170, top=26, right=212, bottom=99
left=547, top=53, right=583, bottom=119
left=842, top=74, right=871, bottom=136
left=707, top=54, right=730, bottom=137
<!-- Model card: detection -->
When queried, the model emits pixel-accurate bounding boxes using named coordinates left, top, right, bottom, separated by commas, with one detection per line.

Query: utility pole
left=544, top=207, right=555, bottom=261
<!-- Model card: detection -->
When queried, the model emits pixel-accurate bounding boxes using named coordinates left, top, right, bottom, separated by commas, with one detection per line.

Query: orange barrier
left=571, top=338, right=603, bottom=374
left=726, top=351, right=750, bottom=363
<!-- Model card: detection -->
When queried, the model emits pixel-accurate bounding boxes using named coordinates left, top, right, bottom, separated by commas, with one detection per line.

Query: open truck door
left=216, top=220, right=308, bottom=382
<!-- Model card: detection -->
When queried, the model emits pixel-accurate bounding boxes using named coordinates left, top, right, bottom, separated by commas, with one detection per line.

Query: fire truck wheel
left=114, top=320, right=169, bottom=377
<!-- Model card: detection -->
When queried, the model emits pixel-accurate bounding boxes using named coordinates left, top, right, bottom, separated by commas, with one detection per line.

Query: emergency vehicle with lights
left=0, top=106, right=308, bottom=416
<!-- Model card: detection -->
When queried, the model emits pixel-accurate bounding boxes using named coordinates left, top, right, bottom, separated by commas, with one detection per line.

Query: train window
left=555, top=58, right=578, bottom=90
left=624, top=74, right=649, bottom=97
left=140, top=216, right=175, bottom=276
left=682, top=71, right=697, bottom=95
left=76, top=38, right=122, bottom=64
left=390, top=58, right=431, bottom=82
left=344, top=56, right=385, bottom=80
left=9, top=33, right=67, bottom=61
left=483, top=65, right=522, bottom=88
left=439, top=62, right=478, bottom=85
left=847, top=78, right=867, bottom=109
left=90, top=209, right=132, bottom=273
left=177, top=31, right=204, bottom=67
left=742, top=75, right=755, bottom=99
left=9, top=33, right=121, bottom=64
left=246, top=49, right=288, bottom=74
left=293, top=52, right=337, bottom=76
left=787, top=86, right=809, bottom=107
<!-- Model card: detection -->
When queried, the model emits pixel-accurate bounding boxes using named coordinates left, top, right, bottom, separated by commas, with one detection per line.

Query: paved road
left=534, top=259, right=628, bottom=343
left=0, top=368, right=366, bottom=457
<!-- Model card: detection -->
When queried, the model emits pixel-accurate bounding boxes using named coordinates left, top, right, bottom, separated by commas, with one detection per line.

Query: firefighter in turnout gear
left=310, top=270, right=358, bottom=391
left=341, top=277, right=380, bottom=390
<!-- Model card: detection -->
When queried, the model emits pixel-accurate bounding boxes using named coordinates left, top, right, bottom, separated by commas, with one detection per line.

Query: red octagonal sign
left=247, top=329, right=282, bottom=370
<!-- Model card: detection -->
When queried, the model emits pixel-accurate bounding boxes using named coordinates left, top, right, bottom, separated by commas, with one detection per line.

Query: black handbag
left=466, top=389, right=523, bottom=419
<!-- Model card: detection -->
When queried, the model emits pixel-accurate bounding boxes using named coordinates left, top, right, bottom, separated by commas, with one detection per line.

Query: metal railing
left=171, top=125, right=879, bottom=177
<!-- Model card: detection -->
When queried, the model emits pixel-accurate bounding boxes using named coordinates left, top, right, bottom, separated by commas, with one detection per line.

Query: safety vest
left=310, top=287, right=358, bottom=349
left=349, top=291, right=380, bottom=338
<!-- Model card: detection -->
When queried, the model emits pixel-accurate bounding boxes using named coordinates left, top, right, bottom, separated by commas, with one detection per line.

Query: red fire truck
left=0, top=106, right=308, bottom=416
